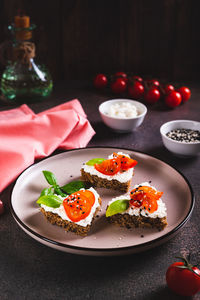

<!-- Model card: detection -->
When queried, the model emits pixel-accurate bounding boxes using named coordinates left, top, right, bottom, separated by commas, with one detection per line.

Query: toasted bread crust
left=81, top=168, right=132, bottom=193
left=107, top=212, right=167, bottom=231
left=40, top=197, right=101, bottom=236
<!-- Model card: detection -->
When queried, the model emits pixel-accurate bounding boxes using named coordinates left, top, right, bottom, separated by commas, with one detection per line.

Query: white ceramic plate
left=10, top=147, right=194, bottom=256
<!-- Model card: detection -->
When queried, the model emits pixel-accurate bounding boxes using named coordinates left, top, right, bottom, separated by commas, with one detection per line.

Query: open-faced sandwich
left=36, top=171, right=101, bottom=236
left=81, top=152, right=137, bottom=192
left=106, top=182, right=167, bottom=230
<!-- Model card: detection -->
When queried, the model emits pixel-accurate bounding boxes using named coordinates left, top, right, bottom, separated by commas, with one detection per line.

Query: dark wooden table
left=0, top=81, right=199, bottom=300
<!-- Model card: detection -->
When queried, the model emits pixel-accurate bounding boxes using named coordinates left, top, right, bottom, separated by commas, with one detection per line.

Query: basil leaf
left=61, top=180, right=87, bottom=195
left=106, top=199, right=129, bottom=217
left=42, top=170, right=58, bottom=186
left=86, top=158, right=105, bottom=166
left=54, top=186, right=67, bottom=197
left=36, top=195, right=63, bottom=208
left=40, top=187, right=54, bottom=197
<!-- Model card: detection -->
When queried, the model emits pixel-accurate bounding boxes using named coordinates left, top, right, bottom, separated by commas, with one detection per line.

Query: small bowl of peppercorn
left=160, top=120, right=200, bottom=156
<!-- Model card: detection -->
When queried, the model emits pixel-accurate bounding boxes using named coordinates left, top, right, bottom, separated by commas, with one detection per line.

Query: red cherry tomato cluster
left=93, top=73, right=191, bottom=108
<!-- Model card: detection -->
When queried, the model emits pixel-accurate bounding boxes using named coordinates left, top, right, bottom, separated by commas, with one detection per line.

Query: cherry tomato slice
left=129, top=186, right=162, bottom=213
left=133, top=186, right=163, bottom=200
left=94, top=157, right=121, bottom=175
left=63, top=190, right=95, bottom=222
left=142, top=198, right=158, bottom=213
left=129, top=192, right=144, bottom=207
left=77, top=190, right=95, bottom=206
left=113, top=153, right=137, bottom=170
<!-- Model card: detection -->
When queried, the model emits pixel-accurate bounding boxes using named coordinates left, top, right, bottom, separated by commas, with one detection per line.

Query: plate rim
left=10, top=146, right=195, bottom=254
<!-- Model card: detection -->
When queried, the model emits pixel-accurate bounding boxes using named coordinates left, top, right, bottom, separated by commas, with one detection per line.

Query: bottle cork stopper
left=14, top=14, right=32, bottom=41
left=14, top=15, right=30, bottom=28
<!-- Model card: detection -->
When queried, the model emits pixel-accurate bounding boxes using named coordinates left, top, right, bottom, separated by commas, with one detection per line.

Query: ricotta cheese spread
left=108, top=182, right=167, bottom=218
left=108, top=102, right=138, bottom=118
left=82, top=152, right=134, bottom=183
left=40, top=187, right=100, bottom=227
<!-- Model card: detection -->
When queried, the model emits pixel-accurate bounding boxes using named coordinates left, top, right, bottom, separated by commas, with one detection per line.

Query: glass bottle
left=1, top=15, right=53, bottom=103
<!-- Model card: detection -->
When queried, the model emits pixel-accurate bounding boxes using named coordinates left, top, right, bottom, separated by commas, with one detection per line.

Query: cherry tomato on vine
left=166, top=257, right=200, bottom=296
left=132, top=75, right=143, bottom=82
left=111, top=78, right=127, bottom=94
left=93, top=73, right=108, bottom=89
left=114, top=72, right=128, bottom=82
left=164, top=84, right=175, bottom=95
left=146, top=79, right=160, bottom=87
left=177, top=86, right=191, bottom=102
left=128, top=81, right=144, bottom=99
left=165, top=91, right=182, bottom=108
left=144, top=88, right=161, bottom=104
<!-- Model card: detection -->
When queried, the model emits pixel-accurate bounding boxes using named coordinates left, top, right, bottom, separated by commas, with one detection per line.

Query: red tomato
left=132, top=75, right=143, bottom=82
left=164, top=84, right=175, bottom=94
left=146, top=79, right=160, bottom=87
left=128, top=81, right=144, bottom=99
left=166, top=260, right=200, bottom=296
left=152, top=80, right=160, bottom=87
left=78, top=190, right=95, bottom=206
left=129, top=192, right=144, bottom=207
left=165, top=91, right=182, bottom=108
left=0, top=200, right=4, bottom=215
left=94, top=156, right=121, bottom=175
left=113, top=152, right=137, bottom=170
left=120, top=156, right=137, bottom=170
left=177, top=86, right=191, bottom=102
left=144, top=88, right=161, bottom=104
left=114, top=72, right=128, bottom=83
left=111, top=78, right=127, bottom=94
left=142, top=198, right=158, bottom=213
left=129, top=186, right=162, bottom=213
left=132, top=186, right=163, bottom=201
left=63, top=190, right=95, bottom=222
left=94, top=73, right=108, bottom=89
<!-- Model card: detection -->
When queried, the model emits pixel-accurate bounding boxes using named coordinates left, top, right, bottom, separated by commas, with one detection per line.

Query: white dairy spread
left=82, top=152, right=134, bottom=183
left=40, top=187, right=100, bottom=227
left=108, top=182, right=167, bottom=218
left=108, top=102, right=138, bottom=118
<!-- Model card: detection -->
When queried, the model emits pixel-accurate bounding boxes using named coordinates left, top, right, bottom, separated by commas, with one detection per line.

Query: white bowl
left=99, top=99, right=147, bottom=132
left=160, top=120, right=200, bottom=156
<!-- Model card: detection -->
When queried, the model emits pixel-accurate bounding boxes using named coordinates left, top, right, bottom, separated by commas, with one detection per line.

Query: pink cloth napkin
left=0, top=99, right=95, bottom=193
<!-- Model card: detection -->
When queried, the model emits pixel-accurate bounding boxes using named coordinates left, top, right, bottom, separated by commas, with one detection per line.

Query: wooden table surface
left=0, top=81, right=199, bottom=300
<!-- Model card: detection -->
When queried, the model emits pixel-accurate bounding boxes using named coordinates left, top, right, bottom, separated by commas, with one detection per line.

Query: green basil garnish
left=54, top=186, right=67, bottom=197
left=86, top=158, right=105, bottom=166
left=40, top=187, right=54, bottom=197
left=61, top=180, right=87, bottom=195
left=42, top=170, right=58, bottom=186
left=36, top=195, right=63, bottom=208
left=106, top=199, right=129, bottom=217
left=42, top=170, right=67, bottom=197
left=38, top=171, right=90, bottom=209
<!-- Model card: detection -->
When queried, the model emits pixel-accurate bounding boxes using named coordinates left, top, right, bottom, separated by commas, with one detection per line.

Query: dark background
left=0, top=2, right=200, bottom=299
left=0, top=0, right=200, bottom=83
